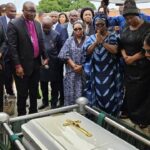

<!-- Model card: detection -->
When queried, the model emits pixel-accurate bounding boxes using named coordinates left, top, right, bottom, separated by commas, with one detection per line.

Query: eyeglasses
left=95, top=23, right=105, bottom=28
left=142, top=47, right=150, bottom=54
left=74, top=28, right=82, bottom=31
left=145, top=49, right=150, bottom=54
left=24, top=9, right=36, bottom=13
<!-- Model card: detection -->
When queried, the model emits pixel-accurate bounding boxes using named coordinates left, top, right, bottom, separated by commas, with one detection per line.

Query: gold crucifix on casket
left=63, top=119, right=92, bottom=137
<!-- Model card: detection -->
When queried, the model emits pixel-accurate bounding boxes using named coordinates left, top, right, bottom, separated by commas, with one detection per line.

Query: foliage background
left=37, top=0, right=96, bottom=12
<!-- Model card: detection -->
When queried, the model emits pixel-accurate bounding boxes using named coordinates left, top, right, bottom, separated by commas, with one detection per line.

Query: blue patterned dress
left=83, top=33, right=123, bottom=115
left=58, top=36, right=88, bottom=106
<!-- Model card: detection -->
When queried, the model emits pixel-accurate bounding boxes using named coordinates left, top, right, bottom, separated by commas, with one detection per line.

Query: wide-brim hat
left=123, top=0, right=140, bottom=17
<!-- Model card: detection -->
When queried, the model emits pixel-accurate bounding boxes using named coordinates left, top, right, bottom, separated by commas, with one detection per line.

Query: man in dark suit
left=50, top=11, right=68, bottom=45
left=39, top=16, right=62, bottom=109
left=48, top=11, right=68, bottom=108
left=0, top=4, right=6, bottom=16
left=0, top=3, right=16, bottom=96
left=0, top=24, right=6, bottom=112
left=7, top=1, right=48, bottom=116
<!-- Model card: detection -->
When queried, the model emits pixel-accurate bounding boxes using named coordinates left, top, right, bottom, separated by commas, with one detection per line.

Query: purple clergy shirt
left=25, top=20, right=39, bottom=58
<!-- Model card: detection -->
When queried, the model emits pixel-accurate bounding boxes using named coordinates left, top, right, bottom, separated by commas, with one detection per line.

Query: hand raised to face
left=96, top=30, right=104, bottom=44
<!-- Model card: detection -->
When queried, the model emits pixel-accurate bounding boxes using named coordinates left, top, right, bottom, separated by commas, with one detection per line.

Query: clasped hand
left=73, top=64, right=82, bottom=74
left=122, top=51, right=135, bottom=65
left=95, top=31, right=104, bottom=44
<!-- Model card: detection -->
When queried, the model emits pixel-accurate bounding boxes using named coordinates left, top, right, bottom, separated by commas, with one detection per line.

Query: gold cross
left=63, top=119, right=92, bottom=137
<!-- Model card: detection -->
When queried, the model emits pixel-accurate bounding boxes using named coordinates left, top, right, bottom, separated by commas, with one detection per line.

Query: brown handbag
left=3, top=95, right=16, bottom=116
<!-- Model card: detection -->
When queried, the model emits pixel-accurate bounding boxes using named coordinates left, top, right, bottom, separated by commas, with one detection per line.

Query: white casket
left=22, top=112, right=138, bottom=150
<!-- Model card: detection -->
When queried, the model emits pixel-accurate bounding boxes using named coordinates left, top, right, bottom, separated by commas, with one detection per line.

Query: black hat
left=123, top=0, right=139, bottom=17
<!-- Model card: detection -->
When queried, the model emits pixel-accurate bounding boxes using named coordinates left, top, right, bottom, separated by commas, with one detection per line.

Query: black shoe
left=139, top=124, right=148, bottom=129
left=119, top=111, right=128, bottom=119
left=37, top=90, right=41, bottom=99
left=37, top=94, right=41, bottom=99
left=51, top=105, right=57, bottom=109
left=38, top=104, right=48, bottom=109
left=57, top=103, right=64, bottom=108
left=119, top=114, right=128, bottom=119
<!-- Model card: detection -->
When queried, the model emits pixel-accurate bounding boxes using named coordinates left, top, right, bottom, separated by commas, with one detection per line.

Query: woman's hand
left=122, top=50, right=135, bottom=64
left=73, top=65, right=82, bottom=74
left=124, top=56, right=135, bottom=64
left=96, top=30, right=104, bottom=44
left=122, top=50, right=144, bottom=65
left=121, top=49, right=128, bottom=60
left=121, top=49, right=134, bottom=64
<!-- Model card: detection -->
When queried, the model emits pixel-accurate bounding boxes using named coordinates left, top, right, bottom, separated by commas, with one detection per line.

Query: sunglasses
left=24, top=9, right=36, bottom=13
left=95, top=23, right=105, bottom=28
left=145, top=49, right=150, bottom=54
left=142, top=47, right=150, bottom=54
left=74, top=28, right=82, bottom=31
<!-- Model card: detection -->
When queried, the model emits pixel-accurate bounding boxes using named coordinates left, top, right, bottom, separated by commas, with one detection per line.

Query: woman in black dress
left=120, top=0, right=150, bottom=127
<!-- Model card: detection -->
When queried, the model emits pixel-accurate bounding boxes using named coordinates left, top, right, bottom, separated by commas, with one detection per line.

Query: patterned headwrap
left=93, top=12, right=108, bottom=30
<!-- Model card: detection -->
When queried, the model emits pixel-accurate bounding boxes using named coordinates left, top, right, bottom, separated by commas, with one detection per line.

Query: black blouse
left=120, top=22, right=150, bottom=56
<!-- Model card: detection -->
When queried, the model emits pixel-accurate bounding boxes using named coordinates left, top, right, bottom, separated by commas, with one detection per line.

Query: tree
left=69, top=0, right=95, bottom=10
left=37, top=0, right=96, bottom=12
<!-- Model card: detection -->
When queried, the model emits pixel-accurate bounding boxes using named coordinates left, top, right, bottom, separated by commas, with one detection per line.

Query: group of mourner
left=0, top=0, right=150, bottom=128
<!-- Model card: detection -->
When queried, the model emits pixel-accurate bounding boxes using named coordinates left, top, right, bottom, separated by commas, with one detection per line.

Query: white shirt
left=53, top=22, right=58, bottom=30
left=5, top=15, right=11, bottom=24
left=67, top=22, right=73, bottom=38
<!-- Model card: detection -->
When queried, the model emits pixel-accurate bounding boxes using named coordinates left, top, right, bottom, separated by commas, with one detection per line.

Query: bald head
left=69, top=10, right=78, bottom=17
left=0, top=4, right=6, bottom=16
left=69, top=10, right=79, bottom=24
left=42, top=16, right=52, bottom=24
left=6, top=3, right=16, bottom=10
left=23, top=1, right=36, bottom=20
left=42, top=16, right=53, bottom=33
left=23, top=1, right=35, bottom=10
left=50, top=11, right=58, bottom=16
left=5, top=3, right=16, bottom=19
left=49, top=11, right=59, bottom=24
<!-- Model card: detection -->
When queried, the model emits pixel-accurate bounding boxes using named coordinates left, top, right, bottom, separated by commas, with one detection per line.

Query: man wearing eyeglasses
left=7, top=1, right=48, bottom=116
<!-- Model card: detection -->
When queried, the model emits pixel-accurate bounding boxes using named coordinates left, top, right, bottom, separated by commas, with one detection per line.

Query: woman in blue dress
left=83, top=14, right=124, bottom=116
left=58, top=21, right=88, bottom=106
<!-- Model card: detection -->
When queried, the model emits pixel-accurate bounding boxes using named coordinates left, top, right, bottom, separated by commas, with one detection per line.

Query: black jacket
left=0, top=25, right=6, bottom=66
left=7, top=16, right=47, bottom=76
left=40, top=29, right=62, bottom=82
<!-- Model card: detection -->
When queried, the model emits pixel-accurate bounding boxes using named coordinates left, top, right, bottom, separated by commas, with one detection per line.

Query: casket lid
left=22, top=112, right=138, bottom=150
